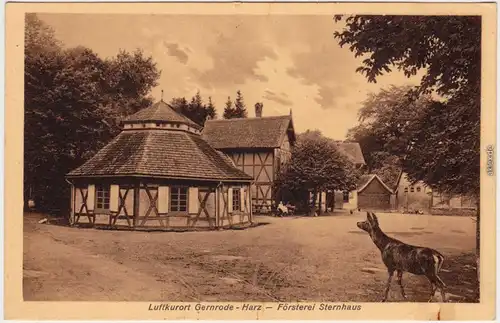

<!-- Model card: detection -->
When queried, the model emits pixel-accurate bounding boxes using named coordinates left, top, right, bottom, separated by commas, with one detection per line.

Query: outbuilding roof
left=357, top=174, right=394, bottom=194
left=67, top=129, right=253, bottom=182
left=202, top=116, right=295, bottom=149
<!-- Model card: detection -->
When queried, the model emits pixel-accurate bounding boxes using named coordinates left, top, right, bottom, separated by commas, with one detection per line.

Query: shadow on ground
left=360, top=253, right=479, bottom=303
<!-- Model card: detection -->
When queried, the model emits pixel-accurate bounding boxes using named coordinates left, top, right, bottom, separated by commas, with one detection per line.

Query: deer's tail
left=433, top=251, right=446, bottom=286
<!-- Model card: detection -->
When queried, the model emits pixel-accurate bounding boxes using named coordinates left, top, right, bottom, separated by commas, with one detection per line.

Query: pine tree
left=223, top=96, right=236, bottom=119
left=205, top=96, right=217, bottom=121
left=233, top=90, right=248, bottom=118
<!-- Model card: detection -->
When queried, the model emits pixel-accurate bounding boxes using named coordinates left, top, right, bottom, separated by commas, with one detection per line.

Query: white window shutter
left=240, top=187, right=245, bottom=211
left=228, top=188, right=233, bottom=213
left=158, top=186, right=169, bottom=213
left=110, top=185, right=119, bottom=212
left=188, top=187, right=199, bottom=214
left=246, top=187, right=251, bottom=212
left=87, top=184, right=95, bottom=211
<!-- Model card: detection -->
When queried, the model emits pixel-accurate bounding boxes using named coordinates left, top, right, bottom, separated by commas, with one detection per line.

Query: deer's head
left=357, top=212, right=380, bottom=234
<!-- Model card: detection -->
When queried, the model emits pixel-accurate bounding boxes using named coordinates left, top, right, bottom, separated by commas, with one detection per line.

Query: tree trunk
left=310, top=190, right=318, bottom=216
left=318, top=191, right=323, bottom=215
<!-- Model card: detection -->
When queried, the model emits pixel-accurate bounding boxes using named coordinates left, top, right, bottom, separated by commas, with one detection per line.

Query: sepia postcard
left=4, top=1, right=497, bottom=321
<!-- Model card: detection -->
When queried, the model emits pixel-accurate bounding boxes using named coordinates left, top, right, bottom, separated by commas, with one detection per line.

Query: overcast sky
left=39, top=13, right=420, bottom=139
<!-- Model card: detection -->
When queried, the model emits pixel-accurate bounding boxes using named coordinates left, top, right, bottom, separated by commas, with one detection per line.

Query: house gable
left=358, top=175, right=393, bottom=194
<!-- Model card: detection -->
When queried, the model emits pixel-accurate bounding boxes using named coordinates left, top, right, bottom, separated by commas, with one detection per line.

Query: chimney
left=255, top=102, right=263, bottom=118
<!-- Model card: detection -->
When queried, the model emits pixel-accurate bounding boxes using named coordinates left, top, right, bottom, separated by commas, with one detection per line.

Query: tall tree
left=233, top=90, right=248, bottom=118
left=223, top=96, right=237, bottom=119
left=346, top=85, right=434, bottom=186
left=24, top=14, right=161, bottom=213
left=334, top=15, right=481, bottom=273
left=169, top=91, right=216, bottom=126
left=334, top=15, right=480, bottom=194
left=25, top=13, right=61, bottom=53
left=102, top=49, right=160, bottom=116
left=276, top=130, right=360, bottom=213
left=169, top=97, right=189, bottom=112
left=205, top=96, right=217, bottom=121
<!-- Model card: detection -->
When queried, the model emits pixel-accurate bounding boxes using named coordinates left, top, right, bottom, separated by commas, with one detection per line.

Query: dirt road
left=23, top=212, right=479, bottom=302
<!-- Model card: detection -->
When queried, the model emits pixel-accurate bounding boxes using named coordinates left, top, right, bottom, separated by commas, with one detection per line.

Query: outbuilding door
left=358, top=193, right=390, bottom=210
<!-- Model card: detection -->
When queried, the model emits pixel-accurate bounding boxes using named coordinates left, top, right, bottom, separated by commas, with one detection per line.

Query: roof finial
left=289, top=108, right=293, bottom=116
left=161, top=89, right=164, bottom=102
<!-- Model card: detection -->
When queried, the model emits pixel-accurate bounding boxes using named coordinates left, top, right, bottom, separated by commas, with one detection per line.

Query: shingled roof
left=336, top=142, right=366, bottom=165
left=357, top=174, right=393, bottom=194
left=124, top=100, right=201, bottom=129
left=202, top=116, right=295, bottom=149
left=67, top=130, right=252, bottom=181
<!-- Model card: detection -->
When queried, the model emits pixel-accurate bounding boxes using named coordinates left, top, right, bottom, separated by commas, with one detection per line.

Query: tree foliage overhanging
left=24, top=13, right=161, bottom=213
left=334, top=15, right=481, bottom=198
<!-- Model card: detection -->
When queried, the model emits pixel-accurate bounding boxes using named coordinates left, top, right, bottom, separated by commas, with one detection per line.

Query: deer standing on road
left=357, top=212, right=447, bottom=302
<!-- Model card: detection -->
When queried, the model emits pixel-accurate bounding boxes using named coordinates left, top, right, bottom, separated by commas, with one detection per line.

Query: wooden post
left=249, top=183, right=253, bottom=223
left=226, top=185, right=230, bottom=226
left=318, top=191, right=323, bottom=215
left=70, top=183, right=76, bottom=226
left=133, top=180, right=140, bottom=227
left=215, top=185, right=220, bottom=228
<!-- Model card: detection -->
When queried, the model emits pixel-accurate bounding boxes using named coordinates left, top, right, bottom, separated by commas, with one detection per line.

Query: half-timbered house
left=202, top=107, right=296, bottom=213
left=66, top=100, right=254, bottom=229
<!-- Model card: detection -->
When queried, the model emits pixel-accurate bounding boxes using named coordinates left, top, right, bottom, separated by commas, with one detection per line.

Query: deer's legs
left=427, top=279, right=436, bottom=302
left=382, top=270, right=394, bottom=302
left=396, top=270, right=407, bottom=300
left=435, top=275, right=447, bottom=302
left=427, top=273, right=447, bottom=302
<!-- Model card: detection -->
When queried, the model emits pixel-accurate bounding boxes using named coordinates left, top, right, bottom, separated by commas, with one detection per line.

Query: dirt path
left=23, top=213, right=478, bottom=302
left=24, top=219, right=186, bottom=301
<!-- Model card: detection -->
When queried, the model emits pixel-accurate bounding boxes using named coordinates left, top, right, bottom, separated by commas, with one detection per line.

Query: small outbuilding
left=66, top=100, right=254, bottom=230
left=357, top=174, right=394, bottom=211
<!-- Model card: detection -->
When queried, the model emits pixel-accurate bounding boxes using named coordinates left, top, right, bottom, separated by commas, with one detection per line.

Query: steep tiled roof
left=202, top=116, right=295, bottom=149
left=336, top=142, right=366, bottom=165
left=67, top=130, right=253, bottom=181
left=357, top=174, right=393, bottom=194
left=124, top=100, right=201, bottom=129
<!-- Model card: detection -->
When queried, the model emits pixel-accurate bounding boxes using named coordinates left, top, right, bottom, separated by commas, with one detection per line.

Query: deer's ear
left=367, top=212, right=373, bottom=223
left=371, top=212, right=379, bottom=225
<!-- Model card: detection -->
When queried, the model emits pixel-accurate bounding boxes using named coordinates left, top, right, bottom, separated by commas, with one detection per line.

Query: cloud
left=314, top=85, right=350, bottom=109
left=164, top=42, right=189, bottom=64
left=263, top=90, right=293, bottom=106
left=192, top=33, right=277, bottom=88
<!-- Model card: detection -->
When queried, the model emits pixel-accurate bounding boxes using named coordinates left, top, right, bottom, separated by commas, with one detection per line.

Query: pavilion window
left=96, top=184, right=110, bottom=210
left=170, top=187, right=188, bottom=212
left=232, top=188, right=241, bottom=211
